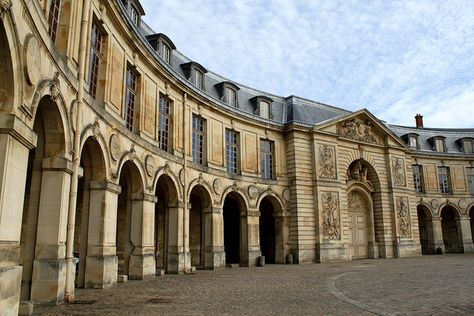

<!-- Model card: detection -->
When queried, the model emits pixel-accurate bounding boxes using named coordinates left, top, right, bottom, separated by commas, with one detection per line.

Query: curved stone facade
left=0, top=0, right=473, bottom=313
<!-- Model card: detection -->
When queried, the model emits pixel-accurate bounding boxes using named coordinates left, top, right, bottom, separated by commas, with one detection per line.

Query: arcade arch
left=223, top=191, right=248, bottom=265
left=189, top=185, right=212, bottom=269
left=440, top=205, right=462, bottom=253
left=416, top=204, right=434, bottom=255
left=258, top=195, right=286, bottom=264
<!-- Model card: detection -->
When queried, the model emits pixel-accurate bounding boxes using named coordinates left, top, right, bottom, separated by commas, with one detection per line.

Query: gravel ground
left=34, top=254, right=474, bottom=315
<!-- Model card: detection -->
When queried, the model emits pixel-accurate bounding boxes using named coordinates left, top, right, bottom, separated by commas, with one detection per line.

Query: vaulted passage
left=259, top=199, right=276, bottom=264
left=189, top=185, right=211, bottom=269
left=441, top=206, right=461, bottom=254
left=223, top=194, right=242, bottom=265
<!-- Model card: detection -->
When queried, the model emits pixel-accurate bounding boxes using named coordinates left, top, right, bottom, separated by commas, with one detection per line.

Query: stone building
left=0, top=0, right=473, bottom=314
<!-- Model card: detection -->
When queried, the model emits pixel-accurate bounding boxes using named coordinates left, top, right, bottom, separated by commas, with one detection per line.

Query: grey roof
left=389, top=124, right=474, bottom=155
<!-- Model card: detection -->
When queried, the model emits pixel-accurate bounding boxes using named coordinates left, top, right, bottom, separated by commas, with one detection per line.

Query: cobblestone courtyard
left=35, top=254, right=474, bottom=315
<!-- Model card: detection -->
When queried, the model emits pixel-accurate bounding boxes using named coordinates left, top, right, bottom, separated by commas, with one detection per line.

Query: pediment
left=315, top=109, right=408, bottom=148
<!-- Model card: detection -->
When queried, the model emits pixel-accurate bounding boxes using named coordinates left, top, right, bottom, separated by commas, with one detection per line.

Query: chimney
left=415, top=114, right=423, bottom=128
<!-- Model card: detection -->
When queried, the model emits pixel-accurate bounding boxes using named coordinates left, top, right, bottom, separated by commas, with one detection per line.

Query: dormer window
left=181, top=61, right=207, bottom=90
left=428, top=136, right=446, bottom=152
left=122, top=0, right=145, bottom=27
left=146, top=33, right=176, bottom=65
left=409, top=135, right=418, bottom=148
left=456, top=137, right=474, bottom=153
left=215, top=81, right=240, bottom=107
left=250, top=96, right=273, bottom=119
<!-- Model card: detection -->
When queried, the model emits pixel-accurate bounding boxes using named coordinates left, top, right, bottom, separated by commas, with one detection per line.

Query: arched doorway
left=0, top=22, right=14, bottom=110
left=74, top=138, right=106, bottom=288
left=346, top=159, right=380, bottom=259
left=441, top=206, right=462, bottom=253
left=223, top=192, right=247, bottom=265
left=258, top=195, right=286, bottom=264
left=20, top=96, right=66, bottom=300
left=189, top=185, right=212, bottom=269
left=416, top=205, right=434, bottom=255
left=117, top=161, right=143, bottom=277
left=155, top=175, right=178, bottom=272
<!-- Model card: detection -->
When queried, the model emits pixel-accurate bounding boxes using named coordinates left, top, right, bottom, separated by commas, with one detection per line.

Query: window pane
left=435, top=139, right=444, bottom=152
left=438, top=166, right=450, bottom=194
left=125, top=67, right=137, bottom=131
left=464, top=140, right=473, bottom=153
left=192, top=115, right=206, bottom=165
left=226, top=129, right=239, bottom=174
left=261, top=139, right=274, bottom=179
left=88, top=22, right=103, bottom=99
left=48, top=0, right=62, bottom=43
left=158, top=96, right=171, bottom=151
left=412, top=164, right=424, bottom=193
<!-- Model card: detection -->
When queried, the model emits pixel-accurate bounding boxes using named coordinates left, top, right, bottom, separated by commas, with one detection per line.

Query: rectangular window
left=438, top=166, right=451, bottom=194
left=88, top=22, right=103, bottom=99
left=226, top=87, right=236, bottom=107
left=125, top=67, right=137, bottom=131
left=435, top=139, right=445, bottom=152
left=194, top=69, right=204, bottom=89
left=409, top=136, right=418, bottom=148
left=259, top=101, right=270, bottom=119
left=467, top=167, right=474, bottom=195
left=261, top=139, right=274, bottom=179
left=192, top=115, right=206, bottom=165
left=130, top=6, right=139, bottom=26
left=225, top=129, right=239, bottom=174
left=412, top=164, right=424, bottom=193
left=162, top=44, right=171, bottom=64
left=158, top=96, right=171, bottom=151
left=48, top=0, right=62, bottom=43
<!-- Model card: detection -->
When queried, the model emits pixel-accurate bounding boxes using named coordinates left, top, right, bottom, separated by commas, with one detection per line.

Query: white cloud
left=141, top=0, right=474, bottom=128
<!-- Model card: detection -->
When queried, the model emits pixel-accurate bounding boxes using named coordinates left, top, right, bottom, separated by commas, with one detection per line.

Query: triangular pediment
left=315, top=109, right=408, bottom=148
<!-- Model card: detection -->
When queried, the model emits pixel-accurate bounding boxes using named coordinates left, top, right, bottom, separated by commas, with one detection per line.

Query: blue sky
left=141, top=1, right=474, bottom=128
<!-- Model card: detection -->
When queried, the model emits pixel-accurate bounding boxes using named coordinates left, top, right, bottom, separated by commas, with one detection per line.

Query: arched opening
left=189, top=185, right=212, bottom=269
left=74, top=138, right=106, bottom=288
left=441, top=206, right=462, bottom=253
left=117, top=161, right=143, bottom=277
left=417, top=205, right=434, bottom=255
left=0, top=22, right=14, bottom=109
left=223, top=192, right=247, bottom=265
left=20, top=96, right=66, bottom=300
left=258, top=195, right=286, bottom=264
left=155, top=175, right=178, bottom=272
left=346, top=159, right=381, bottom=259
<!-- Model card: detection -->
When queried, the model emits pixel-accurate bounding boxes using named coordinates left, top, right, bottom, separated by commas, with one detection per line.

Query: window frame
left=88, top=20, right=103, bottom=99
left=260, top=139, right=275, bottom=180
left=192, top=115, right=206, bottom=165
left=412, top=164, right=424, bottom=194
left=466, top=167, right=474, bottom=195
left=438, top=166, right=451, bottom=194
left=225, top=129, right=240, bottom=174
left=125, top=65, right=138, bottom=132
left=158, top=95, right=172, bottom=152
left=161, top=43, right=171, bottom=64
left=48, top=0, right=62, bottom=43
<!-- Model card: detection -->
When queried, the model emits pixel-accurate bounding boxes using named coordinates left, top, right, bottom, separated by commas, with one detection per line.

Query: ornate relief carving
left=0, top=0, right=12, bottom=16
left=431, top=199, right=440, bottom=210
left=247, top=185, right=259, bottom=199
left=179, top=168, right=186, bottom=186
left=92, top=117, right=101, bottom=140
left=109, top=134, right=121, bottom=161
left=213, top=178, right=223, bottom=195
left=392, top=157, right=406, bottom=187
left=23, top=34, right=41, bottom=86
left=348, top=191, right=365, bottom=212
left=396, top=197, right=411, bottom=238
left=458, top=199, right=468, bottom=210
left=50, top=72, right=61, bottom=101
left=145, top=155, right=156, bottom=176
left=337, top=118, right=381, bottom=144
left=318, top=144, right=336, bottom=179
left=347, top=160, right=373, bottom=190
left=321, top=192, right=340, bottom=240
left=283, top=188, right=290, bottom=202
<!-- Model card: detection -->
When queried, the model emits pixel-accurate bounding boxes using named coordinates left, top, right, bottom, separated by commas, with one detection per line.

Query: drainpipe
left=182, top=92, right=188, bottom=272
left=65, top=0, right=90, bottom=302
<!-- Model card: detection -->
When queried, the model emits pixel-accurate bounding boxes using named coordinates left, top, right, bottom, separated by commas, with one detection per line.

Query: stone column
left=243, top=209, right=261, bottom=267
left=0, top=115, right=37, bottom=314
left=274, top=212, right=290, bottom=264
left=430, top=216, right=445, bottom=254
left=203, top=206, right=225, bottom=269
left=84, top=180, right=121, bottom=288
left=31, top=157, right=73, bottom=303
left=167, top=201, right=187, bottom=273
left=128, top=192, right=157, bottom=279
left=458, top=215, right=474, bottom=253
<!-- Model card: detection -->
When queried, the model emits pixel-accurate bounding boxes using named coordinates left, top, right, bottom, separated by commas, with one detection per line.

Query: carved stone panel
left=318, top=144, right=336, bottom=179
left=337, top=118, right=382, bottom=144
left=247, top=185, right=259, bottom=199
left=321, top=192, right=340, bottom=240
left=109, top=134, right=121, bottom=161
left=396, top=197, right=411, bottom=238
left=23, top=34, right=41, bottom=86
left=392, top=157, right=406, bottom=187
left=213, top=178, right=223, bottom=195
left=145, top=155, right=156, bottom=177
